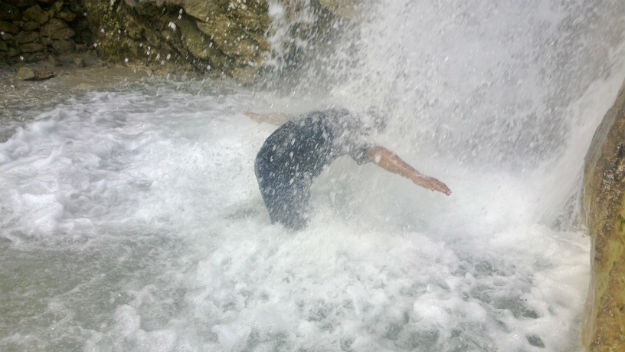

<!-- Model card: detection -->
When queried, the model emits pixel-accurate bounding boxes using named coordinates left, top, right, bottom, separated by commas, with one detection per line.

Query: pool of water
left=0, top=80, right=593, bottom=351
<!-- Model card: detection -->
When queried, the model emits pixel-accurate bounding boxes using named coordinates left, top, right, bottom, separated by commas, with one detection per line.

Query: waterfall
left=0, top=1, right=624, bottom=351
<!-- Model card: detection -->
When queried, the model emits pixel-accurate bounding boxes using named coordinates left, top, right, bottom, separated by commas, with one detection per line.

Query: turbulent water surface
left=1, top=0, right=625, bottom=351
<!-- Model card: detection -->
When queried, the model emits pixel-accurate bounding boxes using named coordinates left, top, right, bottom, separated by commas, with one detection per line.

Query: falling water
left=1, top=1, right=624, bottom=351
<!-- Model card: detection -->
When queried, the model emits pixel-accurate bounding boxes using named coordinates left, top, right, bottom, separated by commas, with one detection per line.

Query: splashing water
left=1, top=1, right=625, bottom=351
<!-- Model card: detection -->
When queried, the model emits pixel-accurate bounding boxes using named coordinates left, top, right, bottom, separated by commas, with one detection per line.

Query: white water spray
left=1, top=1, right=624, bottom=351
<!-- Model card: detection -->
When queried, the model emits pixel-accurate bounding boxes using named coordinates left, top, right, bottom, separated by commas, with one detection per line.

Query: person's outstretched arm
left=366, top=146, right=451, bottom=195
left=243, top=112, right=288, bottom=125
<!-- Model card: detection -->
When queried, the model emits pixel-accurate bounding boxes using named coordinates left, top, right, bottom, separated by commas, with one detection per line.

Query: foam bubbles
left=0, top=79, right=595, bottom=352
left=1, top=0, right=624, bottom=350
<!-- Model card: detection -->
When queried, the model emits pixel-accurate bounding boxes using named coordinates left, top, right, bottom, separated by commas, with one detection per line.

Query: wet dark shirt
left=256, top=108, right=371, bottom=180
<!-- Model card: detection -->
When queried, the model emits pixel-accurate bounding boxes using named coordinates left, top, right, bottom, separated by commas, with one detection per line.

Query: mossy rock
left=582, top=78, right=625, bottom=352
left=177, top=17, right=218, bottom=60
left=79, top=0, right=273, bottom=81
left=22, top=20, right=40, bottom=31
left=15, top=31, right=40, bottom=44
left=56, top=10, right=77, bottom=23
left=23, top=4, right=49, bottom=24
left=180, top=0, right=222, bottom=22
left=195, top=15, right=252, bottom=57
left=0, top=20, right=20, bottom=34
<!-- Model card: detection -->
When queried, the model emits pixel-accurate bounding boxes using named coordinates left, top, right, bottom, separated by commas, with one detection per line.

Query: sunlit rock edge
left=582, top=78, right=625, bottom=352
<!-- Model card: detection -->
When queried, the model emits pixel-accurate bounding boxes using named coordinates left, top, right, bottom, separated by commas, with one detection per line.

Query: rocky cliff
left=1, top=0, right=350, bottom=82
left=582, top=78, right=625, bottom=352
left=80, top=0, right=272, bottom=82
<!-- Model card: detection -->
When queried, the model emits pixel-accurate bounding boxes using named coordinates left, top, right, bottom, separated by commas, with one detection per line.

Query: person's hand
left=411, top=175, right=452, bottom=196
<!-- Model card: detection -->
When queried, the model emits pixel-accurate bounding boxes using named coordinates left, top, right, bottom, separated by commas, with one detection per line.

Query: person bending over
left=245, top=108, right=451, bottom=230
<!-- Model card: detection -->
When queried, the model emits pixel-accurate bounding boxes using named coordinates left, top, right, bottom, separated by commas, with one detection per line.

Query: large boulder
left=23, top=4, right=49, bottom=24
left=41, top=18, right=75, bottom=40
left=0, top=20, right=20, bottom=34
left=582, top=79, right=625, bottom=352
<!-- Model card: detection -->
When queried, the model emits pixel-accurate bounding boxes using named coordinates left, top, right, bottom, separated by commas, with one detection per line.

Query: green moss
left=79, top=0, right=273, bottom=81
left=582, top=79, right=625, bottom=352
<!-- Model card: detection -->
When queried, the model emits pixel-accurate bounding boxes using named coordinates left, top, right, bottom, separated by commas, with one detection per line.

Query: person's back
left=249, top=108, right=451, bottom=230
left=256, top=108, right=370, bottom=180
left=255, top=108, right=372, bottom=229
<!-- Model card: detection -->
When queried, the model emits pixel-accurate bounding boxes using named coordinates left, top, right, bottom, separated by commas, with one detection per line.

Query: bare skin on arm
left=366, top=146, right=452, bottom=195
left=243, top=112, right=289, bottom=125
left=243, top=110, right=451, bottom=195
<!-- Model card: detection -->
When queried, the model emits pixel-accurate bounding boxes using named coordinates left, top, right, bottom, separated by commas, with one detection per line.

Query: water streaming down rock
left=0, top=1, right=624, bottom=351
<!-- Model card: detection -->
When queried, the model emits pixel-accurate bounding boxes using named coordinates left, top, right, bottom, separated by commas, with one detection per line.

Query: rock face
left=0, top=0, right=92, bottom=64
left=582, top=79, right=625, bottom=352
left=2, top=0, right=351, bottom=81
left=15, top=65, right=54, bottom=80
left=81, top=0, right=271, bottom=82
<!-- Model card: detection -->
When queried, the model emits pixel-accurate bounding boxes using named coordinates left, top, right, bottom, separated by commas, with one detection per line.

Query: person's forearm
left=366, top=146, right=451, bottom=195
left=366, top=146, right=422, bottom=180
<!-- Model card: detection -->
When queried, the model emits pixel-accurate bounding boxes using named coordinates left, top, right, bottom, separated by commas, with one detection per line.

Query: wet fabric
left=255, top=108, right=371, bottom=229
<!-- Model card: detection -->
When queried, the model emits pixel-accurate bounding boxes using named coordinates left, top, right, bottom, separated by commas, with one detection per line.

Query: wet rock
left=50, top=0, right=63, bottom=14
left=81, top=0, right=270, bottom=81
left=46, top=54, right=60, bottom=66
left=40, top=36, right=52, bottom=46
left=182, top=0, right=221, bottom=22
left=16, top=30, right=39, bottom=43
left=56, top=10, right=76, bottom=23
left=52, top=38, right=74, bottom=53
left=230, top=65, right=259, bottom=84
left=195, top=15, right=266, bottom=58
left=21, top=42, right=44, bottom=52
left=23, top=4, right=49, bottom=24
left=0, top=3, right=21, bottom=21
left=41, top=17, right=67, bottom=33
left=52, top=27, right=74, bottom=39
left=125, top=19, right=143, bottom=40
left=73, top=56, right=85, bottom=67
left=143, top=28, right=160, bottom=48
left=8, top=47, right=21, bottom=57
left=23, top=51, right=47, bottom=62
left=177, top=17, right=217, bottom=60
left=22, top=20, right=41, bottom=31
left=15, top=66, right=33, bottom=80
left=161, top=28, right=174, bottom=42
left=0, top=20, right=20, bottom=34
left=41, top=18, right=74, bottom=39
left=582, top=79, right=625, bottom=352
left=1, top=32, right=14, bottom=41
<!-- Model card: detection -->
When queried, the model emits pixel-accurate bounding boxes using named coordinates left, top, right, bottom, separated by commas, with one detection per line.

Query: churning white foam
left=2, top=0, right=624, bottom=351
left=0, top=81, right=593, bottom=351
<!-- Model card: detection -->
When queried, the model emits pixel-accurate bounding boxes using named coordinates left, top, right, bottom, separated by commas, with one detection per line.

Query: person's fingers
left=413, top=177, right=451, bottom=196
left=429, top=179, right=451, bottom=195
